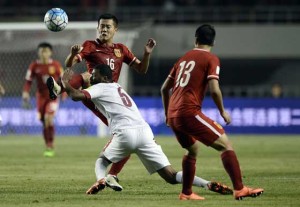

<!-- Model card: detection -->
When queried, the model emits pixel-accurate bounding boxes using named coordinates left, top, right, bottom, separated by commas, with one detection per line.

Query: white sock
left=95, top=158, right=110, bottom=181
left=175, top=171, right=210, bottom=189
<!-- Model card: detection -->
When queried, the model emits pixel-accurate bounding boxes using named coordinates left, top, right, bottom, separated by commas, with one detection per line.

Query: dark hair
left=94, top=64, right=112, bottom=80
left=37, top=42, right=53, bottom=50
left=195, top=24, right=216, bottom=46
left=97, top=13, right=118, bottom=27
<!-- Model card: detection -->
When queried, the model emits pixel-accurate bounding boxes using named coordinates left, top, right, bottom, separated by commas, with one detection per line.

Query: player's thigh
left=168, top=118, right=197, bottom=149
left=170, top=113, right=225, bottom=147
left=136, top=127, right=171, bottom=174
left=36, top=97, right=47, bottom=121
left=102, top=129, right=135, bottom=163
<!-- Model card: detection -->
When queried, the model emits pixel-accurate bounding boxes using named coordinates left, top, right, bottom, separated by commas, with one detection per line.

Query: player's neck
left=39, top=58, right=50, bottom=64
left=98, top=38, right=114, bottom=47
left=195, top=45, right=211, bottom=52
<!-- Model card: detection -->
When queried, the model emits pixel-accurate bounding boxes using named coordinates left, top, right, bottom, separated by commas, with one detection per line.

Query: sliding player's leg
left=47, top=71, right=88, bottom=100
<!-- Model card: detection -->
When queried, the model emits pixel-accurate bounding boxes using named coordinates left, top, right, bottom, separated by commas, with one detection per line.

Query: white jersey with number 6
left=83, top=82, right=148, bottom=134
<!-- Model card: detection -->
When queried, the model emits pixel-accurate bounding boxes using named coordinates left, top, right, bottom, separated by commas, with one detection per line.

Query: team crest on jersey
left=114, top=49, right=122, bottom=58
left=213, top=121, right=223, bottom=129
left=48, top=66, right=56, bottom=75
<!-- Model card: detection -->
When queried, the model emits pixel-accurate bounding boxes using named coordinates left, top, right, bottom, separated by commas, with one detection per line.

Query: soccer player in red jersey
left=161, top=24, right=264, bottom=200
left=46, top=13, right=156, bottom=188
left=22, top=43, right=65, bottom=157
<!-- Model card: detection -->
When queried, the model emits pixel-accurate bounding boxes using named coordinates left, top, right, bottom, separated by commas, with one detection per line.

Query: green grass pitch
left=1, top=135, right=300, bottom=207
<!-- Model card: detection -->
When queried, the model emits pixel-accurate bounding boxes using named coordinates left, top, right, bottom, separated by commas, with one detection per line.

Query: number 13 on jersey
left=175, top=60, right=195, bottom=88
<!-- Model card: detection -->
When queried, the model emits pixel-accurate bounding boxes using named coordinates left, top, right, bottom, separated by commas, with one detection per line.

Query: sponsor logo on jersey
left=213, top=121, right=223, bottom=129
left=48, top=66, right=56, bottom=75
left=114, top=49, right=122, bottom=58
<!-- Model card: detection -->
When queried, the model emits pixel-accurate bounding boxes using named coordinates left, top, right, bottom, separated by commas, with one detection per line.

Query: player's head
left=195, top=24, right=216, bottom=46
left=90, top=64, right=113, bottom=85
left=37, top=42, right=53, bottom=60
left=97, top=13, right=118, bottom=43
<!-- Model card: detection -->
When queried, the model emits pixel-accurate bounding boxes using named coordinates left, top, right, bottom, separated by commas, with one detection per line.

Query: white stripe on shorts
left=195, top=115, right=221, bottom=137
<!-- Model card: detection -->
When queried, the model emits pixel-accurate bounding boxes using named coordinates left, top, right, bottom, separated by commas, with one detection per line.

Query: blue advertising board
left=0, top=97, right=300, bottom=135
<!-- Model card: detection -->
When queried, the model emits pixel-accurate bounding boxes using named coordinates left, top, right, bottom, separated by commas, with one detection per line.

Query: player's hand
left=220, top=111, right=231, bottom=125
left=71, top=44, right=83, bottom=55
left=144, top=38, right=156, bottom=54
left=22, top=92, right=31, bottom=109
left=62, top=69, right=74, bottom=83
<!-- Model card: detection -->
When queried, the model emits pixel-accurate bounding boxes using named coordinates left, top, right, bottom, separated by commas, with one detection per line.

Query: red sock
left=47, top=126, right=55, bottom=149
left=221, top=150, right=243, bottom=190
left=108, top=155, right=131, bottom=176
left=43, top=127, right=49, bottom=147
left=182, top=155, right=196, bottom=195
left=69, top=74, right=84, bottom=89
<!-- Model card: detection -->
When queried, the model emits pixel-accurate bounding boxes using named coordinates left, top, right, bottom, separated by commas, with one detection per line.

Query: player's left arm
left=161, top=76, right=174, bottom=125
left=61, top=69, right=86, bottom=101
left=131, top=38, right=156, bottom=74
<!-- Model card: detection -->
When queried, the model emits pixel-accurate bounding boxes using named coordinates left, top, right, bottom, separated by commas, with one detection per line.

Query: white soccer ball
left=44, top=8, right=68, bottom=32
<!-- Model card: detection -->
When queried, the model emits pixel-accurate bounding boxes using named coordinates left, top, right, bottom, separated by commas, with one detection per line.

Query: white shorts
left=103, top=125, right=171, bottom=174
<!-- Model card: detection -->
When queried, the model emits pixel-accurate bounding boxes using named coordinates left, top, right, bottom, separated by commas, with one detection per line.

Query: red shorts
left=37, top=97, right=59, bottom=121
left=168, top=111, right=225, bottom=148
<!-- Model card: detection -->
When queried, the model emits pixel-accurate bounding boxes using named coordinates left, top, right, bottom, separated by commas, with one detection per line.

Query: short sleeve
left=76, top=41, right=90, bottom=63
left=25, top=62, right=35, bottom=81
left=83, top=84, right=104, bottom=99
left=122, top=45, right=136, bottom=66
left=207, top=56, right=220, bottom=80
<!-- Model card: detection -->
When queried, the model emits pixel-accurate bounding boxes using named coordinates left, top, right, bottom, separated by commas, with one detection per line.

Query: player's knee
left=211, top=134, right=233, bottom=152
left=186, top=142, right=199, bottom=157
left=44, top=114, right=54, bottom=126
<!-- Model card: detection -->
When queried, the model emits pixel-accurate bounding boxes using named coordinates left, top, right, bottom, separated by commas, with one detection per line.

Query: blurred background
left=0, top=0, right=300, bottom=135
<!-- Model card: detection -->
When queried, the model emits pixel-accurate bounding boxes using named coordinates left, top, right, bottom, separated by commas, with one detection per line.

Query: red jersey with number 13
left=168, top=48, right=220, bottom=118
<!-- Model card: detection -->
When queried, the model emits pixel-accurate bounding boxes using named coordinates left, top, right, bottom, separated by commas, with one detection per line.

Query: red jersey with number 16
left=76, top=38, right=137, bottom=82
left=167, top=48, right=220, bottom=118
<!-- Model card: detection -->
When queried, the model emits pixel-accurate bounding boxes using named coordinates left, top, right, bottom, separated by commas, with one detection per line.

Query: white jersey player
left=62, top=64, right=233, bottom=197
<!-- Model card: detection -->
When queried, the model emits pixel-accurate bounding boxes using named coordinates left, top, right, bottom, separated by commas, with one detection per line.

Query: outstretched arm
left=61, top=69, right=86, bottom=101
left=131, top=38, right=156, bottom=74
left=208, top=79, right=231, bottom=125
left=0, top=81, right=5, bottom=96
left=161, top=77, right=174, bottom=124
left=65, top=44, right=83, bottom=67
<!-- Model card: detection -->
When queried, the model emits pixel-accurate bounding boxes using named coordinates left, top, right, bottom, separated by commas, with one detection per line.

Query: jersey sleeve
left=25, top=62, right=36, bottom=81
left=83, top=85, right=104, bottom=99
left=122, top=44, right=137, bottom=66
left=76, top=41, right=90, bottom=63
left=207, top=56, right=220, bottom=80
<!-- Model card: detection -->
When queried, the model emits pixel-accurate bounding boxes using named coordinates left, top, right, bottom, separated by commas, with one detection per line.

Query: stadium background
left=0, top=0, right=300, bottom=135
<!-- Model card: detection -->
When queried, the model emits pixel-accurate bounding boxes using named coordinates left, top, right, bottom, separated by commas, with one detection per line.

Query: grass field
left=0, top=135, right=300, bottom=207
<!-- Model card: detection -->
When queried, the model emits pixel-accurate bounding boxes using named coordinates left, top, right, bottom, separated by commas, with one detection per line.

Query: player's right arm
left=22, top=63, right=35, bottom=107
left=0, top=81, right=5, bottom=96
left=65, top=44, right=83, bottom=67
left=161, top=66, right=176, bottom=125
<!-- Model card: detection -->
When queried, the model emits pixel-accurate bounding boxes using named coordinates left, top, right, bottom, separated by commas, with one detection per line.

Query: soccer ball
left=44, top=8, right=68, bottom=32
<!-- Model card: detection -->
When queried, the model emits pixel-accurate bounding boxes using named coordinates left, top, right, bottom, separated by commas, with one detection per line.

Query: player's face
left=90, top=69, right=102, bottom=85
left=38, top=47, right=52, bottom=60
left=97, top=19, right=117, bottom=43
